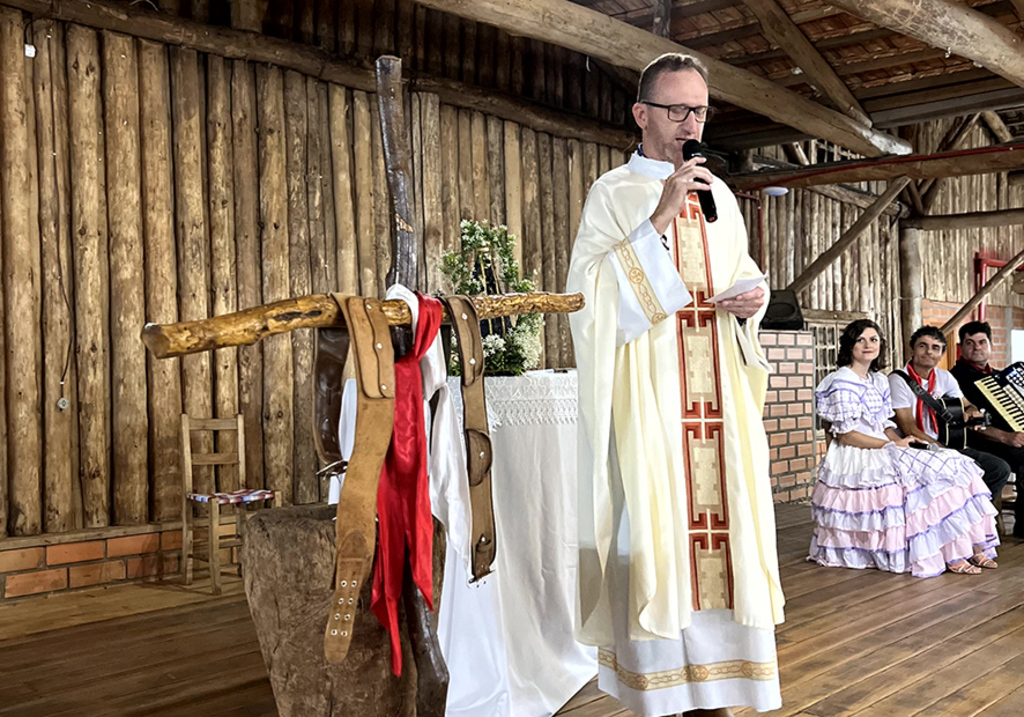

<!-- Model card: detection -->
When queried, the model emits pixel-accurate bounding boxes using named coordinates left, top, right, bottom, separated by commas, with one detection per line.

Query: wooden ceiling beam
left=904, top=208, right=1024, bottom=230
left=828, top=0, right=1024, bottom=89
left=981, top=110, right=1015, bottom=142
left=740, top=0, right=869, bottom=124
left=415, top=0, right=911, bottom=157
left=729, top=143, right=1024, bottom=189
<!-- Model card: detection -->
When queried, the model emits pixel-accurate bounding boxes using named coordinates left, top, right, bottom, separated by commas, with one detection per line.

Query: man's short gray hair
left=637, top=53, right=709, bottom=103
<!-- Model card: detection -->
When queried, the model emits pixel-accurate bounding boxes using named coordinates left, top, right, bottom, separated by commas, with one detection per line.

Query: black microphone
left=682, top=139, right=718, bottom=223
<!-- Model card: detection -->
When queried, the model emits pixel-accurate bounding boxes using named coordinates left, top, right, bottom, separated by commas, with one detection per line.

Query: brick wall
left=760, top=331, right=819, bottom=503
left=0, top=522, right=239, bottom=601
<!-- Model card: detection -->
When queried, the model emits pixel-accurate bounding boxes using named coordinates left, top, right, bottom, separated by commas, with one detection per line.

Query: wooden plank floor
left=2, top=504, right=1022, bottom=717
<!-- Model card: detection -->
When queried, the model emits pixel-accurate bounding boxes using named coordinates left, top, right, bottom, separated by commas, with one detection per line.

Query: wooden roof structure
left=571, top=0, right=1024, bottom=152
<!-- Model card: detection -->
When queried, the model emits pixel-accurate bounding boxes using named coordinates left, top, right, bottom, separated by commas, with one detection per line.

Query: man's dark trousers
left=965, top=433, right=1022, bottom=536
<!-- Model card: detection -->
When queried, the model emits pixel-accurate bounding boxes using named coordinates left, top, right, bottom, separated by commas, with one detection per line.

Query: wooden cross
left=142, top=56, right=583, bottom=717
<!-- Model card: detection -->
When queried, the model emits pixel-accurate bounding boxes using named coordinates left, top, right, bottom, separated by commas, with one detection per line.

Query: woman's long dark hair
left=836, top=319, right=888, bottom=373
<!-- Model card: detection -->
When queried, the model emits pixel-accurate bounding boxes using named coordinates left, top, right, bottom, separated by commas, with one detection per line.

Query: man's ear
left=632, top=102, right=647, bottom=129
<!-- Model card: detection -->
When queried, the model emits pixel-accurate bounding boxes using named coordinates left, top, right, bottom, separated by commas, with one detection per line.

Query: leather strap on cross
left=315, top=294, right=396, bottom=664
left=442, top=295, right=497, bottom=581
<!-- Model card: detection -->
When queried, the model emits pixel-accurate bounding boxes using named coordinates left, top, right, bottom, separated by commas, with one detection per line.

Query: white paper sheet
left=706, top=273, right=769, bottom=304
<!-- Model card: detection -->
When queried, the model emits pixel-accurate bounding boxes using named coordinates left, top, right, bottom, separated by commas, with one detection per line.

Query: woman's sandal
left=947, top=561, right=983, bottom=575
left=969, top=554, right=998, bottom=569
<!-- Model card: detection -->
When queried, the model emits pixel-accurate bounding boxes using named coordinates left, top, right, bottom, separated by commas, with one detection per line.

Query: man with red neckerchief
left=888, top=326, right=1011, bottom=507
left=951, top=320, right=1024, bottom=539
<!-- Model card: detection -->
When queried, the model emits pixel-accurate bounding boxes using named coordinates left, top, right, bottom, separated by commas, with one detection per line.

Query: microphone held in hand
left=682, top=139, right=718, bottom=223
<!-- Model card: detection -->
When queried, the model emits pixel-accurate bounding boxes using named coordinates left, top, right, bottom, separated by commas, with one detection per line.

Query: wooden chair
left=996, top=473, right=1018, bottom=537
left=180, top=414, right=279, bottom=594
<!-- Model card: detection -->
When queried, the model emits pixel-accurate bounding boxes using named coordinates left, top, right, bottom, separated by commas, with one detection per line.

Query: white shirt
left=888, top=365, right=963, bottom=439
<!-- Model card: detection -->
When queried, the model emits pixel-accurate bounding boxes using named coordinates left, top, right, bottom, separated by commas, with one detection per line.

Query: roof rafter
left=828, top=0, right=1024, bottom=89
left=740, top=0, right=869, bottom=123
left=414, top=0, right=911, bottom=157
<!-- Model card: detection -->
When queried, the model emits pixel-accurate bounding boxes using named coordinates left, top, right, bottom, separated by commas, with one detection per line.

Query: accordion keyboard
left=977, top=362, right=1024, bottom=432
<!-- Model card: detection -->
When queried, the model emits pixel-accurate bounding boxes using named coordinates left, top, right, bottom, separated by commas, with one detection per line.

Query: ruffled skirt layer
left=808, top=443, right=999, bottom=578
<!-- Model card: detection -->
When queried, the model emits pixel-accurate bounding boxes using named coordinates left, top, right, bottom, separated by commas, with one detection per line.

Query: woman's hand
left=891, top=435, right=921, bottom=448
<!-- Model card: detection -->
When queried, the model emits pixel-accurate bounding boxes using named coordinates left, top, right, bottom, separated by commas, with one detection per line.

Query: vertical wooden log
left=510, top=35, right=524, bottom=97
left=329, top=85, right=358, bottom=295
left=421, top=94, right=444, bottom=293
left=537, top=133, right=560, bottom=367
left=477, top=23, right=495, bottom=88
left=457, top=109, right=474, bottom=222
left=103, top=31, right=148, bottom=524
left=309, top=79, right=332, bottom=298
left=900, top=226, right=924, bottom=353
left=410, top=93, right=426, bottom=289
left=442, top=13, right=460, bottom=81
left=462, top=21, right=477, bottom=85
left=552, top=137, right=572, bottom=366
left=232, top=58, right=263, bottom=492
left=257, top=64, right=294, bottom=503
left=352, top=90, right=378, bottom=297
left=425, top=10, right=444, bottom=76
left=34, top=22, right=76, bottom=533
left=283, top=70, right=317, bottom=504
left=520, top=129, right=543, bottom=366
left=1, top=8, right=41, bottom=535
left=439, top=104, right=460, bottom=263
left=503, top=121, right=523, bottom=269
left=68, top=24, right=110, bottom=529
left=295, top=0, right=315, bottom=45
left=495, top=30, right=510, bottom=93
left=230, top=0, right=264, bottom=33
left=337, top=1, right=356, bottom=56
left=140, top=40, right=182, bottom=519
left=374, top=0, right=396, bottom=56
left=521, top=128, right=542, bottom=286
left=207, top=55, right=240, bottom=493
left=486, top=115, right=504, bottom=226
left=369, top=100, right=391, bottom=295
left=170, top=46, right=214, bottom=494
left=471, top=111, right=490, bottom=222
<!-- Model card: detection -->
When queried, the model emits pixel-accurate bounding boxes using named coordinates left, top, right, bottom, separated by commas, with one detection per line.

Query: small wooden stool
left=180, top=414, right=280, bottom=594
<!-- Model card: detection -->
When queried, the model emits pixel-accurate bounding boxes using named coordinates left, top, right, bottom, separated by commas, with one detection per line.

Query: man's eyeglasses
left=640, top=101, right=715, bottom=123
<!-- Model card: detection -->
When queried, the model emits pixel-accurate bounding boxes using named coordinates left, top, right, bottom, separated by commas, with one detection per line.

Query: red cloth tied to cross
left=371, top=292, right=443, bottom=675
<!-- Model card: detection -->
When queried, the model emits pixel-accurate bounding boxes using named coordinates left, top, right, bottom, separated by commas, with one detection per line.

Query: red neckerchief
left=906, top=362, right=938, bottom=435
left=371, top=293, right=443, bottom=676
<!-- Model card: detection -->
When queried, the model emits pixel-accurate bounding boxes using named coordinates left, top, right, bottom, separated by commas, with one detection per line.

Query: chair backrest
left=180, top=414, right=247, bottom=496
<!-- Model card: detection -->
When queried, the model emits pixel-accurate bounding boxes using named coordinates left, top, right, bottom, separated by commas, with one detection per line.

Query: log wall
left=0, top=6, right=630, bottom=537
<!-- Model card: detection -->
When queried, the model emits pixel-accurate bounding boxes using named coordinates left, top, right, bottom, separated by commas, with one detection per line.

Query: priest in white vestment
left=567, top=53, right=785, bottom=717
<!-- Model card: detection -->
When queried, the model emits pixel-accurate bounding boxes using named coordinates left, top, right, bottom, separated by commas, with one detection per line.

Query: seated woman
left=809, top=319, right=999, bottom=577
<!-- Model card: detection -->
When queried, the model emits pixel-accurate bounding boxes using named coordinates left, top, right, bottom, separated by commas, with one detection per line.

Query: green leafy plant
left=440, top=220, right=544, bottom=377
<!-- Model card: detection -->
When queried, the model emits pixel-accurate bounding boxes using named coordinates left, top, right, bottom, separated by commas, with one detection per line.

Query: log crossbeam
left=142, top=292, right=585, bottom=359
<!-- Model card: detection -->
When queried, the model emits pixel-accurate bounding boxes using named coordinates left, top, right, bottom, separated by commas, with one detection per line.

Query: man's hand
left=650, top=157, right=714, bottom=236
left=716, top=286, right=766, bottom=320
left=1004, top=431, right=1024, bottom=448
left=965, top=405, right=983, bottom=421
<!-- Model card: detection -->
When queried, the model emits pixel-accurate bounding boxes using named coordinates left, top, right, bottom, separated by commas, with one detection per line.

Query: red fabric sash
left=371, top=293, right=443, bottom=675
left=906, top=363, right=938, bottom=435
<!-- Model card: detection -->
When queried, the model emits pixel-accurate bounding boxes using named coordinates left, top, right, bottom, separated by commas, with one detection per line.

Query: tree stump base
left=241, top=504, right=417, bottom=717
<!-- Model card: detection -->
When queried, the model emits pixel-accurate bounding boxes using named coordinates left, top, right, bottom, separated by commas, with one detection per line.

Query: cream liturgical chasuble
left=567, top=152, right=784, bottom=715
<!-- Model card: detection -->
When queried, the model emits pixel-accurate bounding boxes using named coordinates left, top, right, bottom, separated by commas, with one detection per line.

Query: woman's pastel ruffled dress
left=809, top=367, right=999, bottom=577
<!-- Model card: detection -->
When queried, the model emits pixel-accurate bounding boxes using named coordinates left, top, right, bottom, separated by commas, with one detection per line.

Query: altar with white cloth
left=441, top=369, right=596, bottom=717
left=330, top=369, right=596, bottom=717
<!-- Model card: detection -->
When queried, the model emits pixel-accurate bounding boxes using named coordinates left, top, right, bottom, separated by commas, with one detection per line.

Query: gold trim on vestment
left=614, top=238, right=667, bottom=325
left=598, top=649, right=777, bottom=691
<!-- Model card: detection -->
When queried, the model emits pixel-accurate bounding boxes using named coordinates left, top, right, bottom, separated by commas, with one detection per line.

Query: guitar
left=893, top=371, right=990, bottom=450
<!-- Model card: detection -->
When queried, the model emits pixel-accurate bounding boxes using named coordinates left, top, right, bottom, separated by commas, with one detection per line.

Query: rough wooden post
left=242, top=504, right=416, bottom=717
left=899, top=225, right=924, bottom=360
